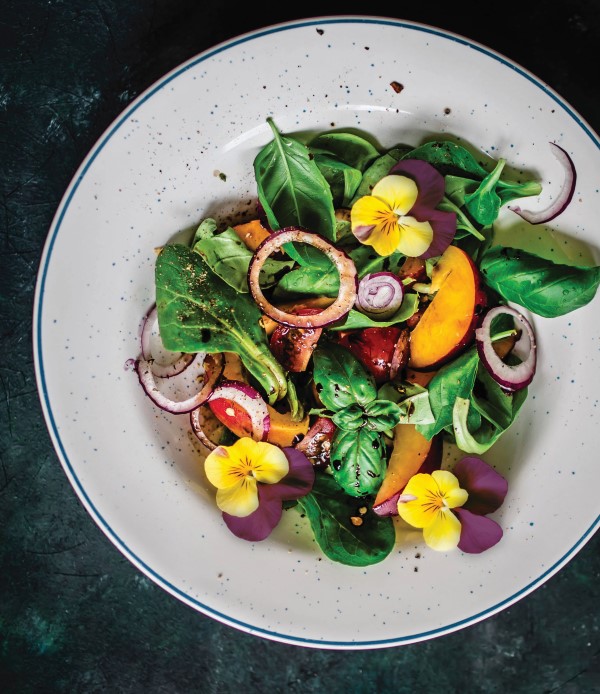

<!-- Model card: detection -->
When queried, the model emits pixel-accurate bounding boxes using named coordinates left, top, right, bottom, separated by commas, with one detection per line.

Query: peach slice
left=372, top=424, right=442, bottom=516
left=408, top=244, right=486, bottom=371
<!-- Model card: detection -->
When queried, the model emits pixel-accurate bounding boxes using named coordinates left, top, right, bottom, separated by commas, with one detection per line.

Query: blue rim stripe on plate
left=34, top=16, right=600, bottom=648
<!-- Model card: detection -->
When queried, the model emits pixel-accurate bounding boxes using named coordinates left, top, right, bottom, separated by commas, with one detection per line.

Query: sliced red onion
left=508, top=142, right=576, bottom=224
left=475, top=306, right=536, bottom=391
left=356, top=272, right=405, bottom=320
left=208, top=380, right=270, bottom=442
left=248, top=227, right=357, bottom=328
left=141, top=304, right=195, bottom=378
left=135, top=352, right=223, bottom=414
left=190, top=406, right=219, bottom=451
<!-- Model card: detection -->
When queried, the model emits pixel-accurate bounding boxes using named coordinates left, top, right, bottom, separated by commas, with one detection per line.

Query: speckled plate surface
left=33, top=16, right=600, bottom=649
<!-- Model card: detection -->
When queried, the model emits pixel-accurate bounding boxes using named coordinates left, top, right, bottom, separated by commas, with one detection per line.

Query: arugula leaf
left=463, top=158, right=506, bottom=226
left=155, top=244, right=287, bottom=404
left=480, top=246, right=600, bottom=317
left=193, top=224, right=293, bottom=293
left=312, top=345, right=377, bottom=410
left=330, top=428, right=387, bottom=497
left=296, top=474, right=395, bottom=567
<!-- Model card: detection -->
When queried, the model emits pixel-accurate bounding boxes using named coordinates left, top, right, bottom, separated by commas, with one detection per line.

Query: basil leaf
left=480, top=246, right=600, bottom=317
left=155, top=244, right=287, bottom=404
left=363, top=399, right=401, bottom=432
left=312, top=345, right=377, bottom=411
left=296, top=474, right=395, bottom=567
left=327, top=293, right=419, bottom=331
left=331, top=404, right=365, bottom=431
left=193, top=226, right=293, bottom=293
left=253, top=119, right=337, bottom=262
left=330, top=428, right=386, bottom=497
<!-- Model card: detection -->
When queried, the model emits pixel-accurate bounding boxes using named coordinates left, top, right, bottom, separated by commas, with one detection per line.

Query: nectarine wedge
left=408, top=244, right=486, bottom=370
left=372, top=425, right=442, bottom=516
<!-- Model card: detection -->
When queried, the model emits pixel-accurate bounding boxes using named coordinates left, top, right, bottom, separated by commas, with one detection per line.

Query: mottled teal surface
left=1, top=2, right=599, bottom=691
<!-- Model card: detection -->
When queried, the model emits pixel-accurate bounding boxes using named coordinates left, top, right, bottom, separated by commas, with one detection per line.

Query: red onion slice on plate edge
left=508, top=142, right=576, bottom=224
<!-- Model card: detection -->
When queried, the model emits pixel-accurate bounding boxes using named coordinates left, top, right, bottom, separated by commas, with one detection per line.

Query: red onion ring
left=208, top=380, right=271, bottom=441
left=355, top=272, right=405, bottom=320
left=141, top=304, right=195, bottom=378
left=135, top=352, right=223, bottom=413
left=508, top=142, right=576, bottom=224
left=248, top=227, right=357, bottom=328
left=190, top=406, right=219, bottom=451
left=475, top=306, right=536, bottom=391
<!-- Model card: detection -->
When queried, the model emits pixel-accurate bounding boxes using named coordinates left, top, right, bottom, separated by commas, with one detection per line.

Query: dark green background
left=2, top=2, right=599, bottom=692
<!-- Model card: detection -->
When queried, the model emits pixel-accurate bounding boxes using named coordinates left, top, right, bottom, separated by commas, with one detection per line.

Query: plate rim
left=32, top=14, right=600, bottom=649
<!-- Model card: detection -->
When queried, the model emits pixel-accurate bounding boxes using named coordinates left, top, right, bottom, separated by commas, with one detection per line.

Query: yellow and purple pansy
left=204, top=437, right=315, bottom=541
left=351, top=159, right=456, bottom=259
left=398, top=456, right=508, bottom=553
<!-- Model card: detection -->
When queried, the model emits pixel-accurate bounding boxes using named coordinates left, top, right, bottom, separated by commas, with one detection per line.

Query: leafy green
left=311, top=151, right=362, bottom=207
left=350, top=145, right=412, bottom=204
left=272, top=259, right=339, bottom=300
left=327, top=293, right=419, bottom=331
left=253, top=118, right=337, bottom=266
left=312, top=345, right=377, bottom=410
left=193, top=222, right=293, bottom=293
left=309, top=131, right=380, bottom=172
left=480, top=246, right=600, bottom=317
left=296, top=474, right=395, bottom=566
left=377, top=382, right=435, bottom=426
left=155, top=244, right=287, bottom=404
left=416, top=345, right=527, bottom=452
left=330, top=427, right=387, bottom=497
left=463, top=158, right=506, bottom=226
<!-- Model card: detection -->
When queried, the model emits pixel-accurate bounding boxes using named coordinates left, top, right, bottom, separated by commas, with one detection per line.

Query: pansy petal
left=416, top=208, right=457, bottom=260
left=430, top=470, right=468, bottom=509
left=250, top=441, right=289, bottom=484
left=396, top=216, right=433, bottom=257
left=455, top=507, right=503, bottom=553
left=351, top=194, right=391, bottom=228
left=454, top=456, right=508, bottom=515
left=423, top=507, right=462, bottom=551
left=372, top=175, right=418, bottom=215
left=397, top=474, right=440, bottom=528
left=204, top=446, right=242, bottom=490
left=216, top=477, right=259, bottom=517
left=222, top=490, right=283, bottom=541
left=264, top=448, right=315, bottom=501
left=389, top=159, right=446, bottom=209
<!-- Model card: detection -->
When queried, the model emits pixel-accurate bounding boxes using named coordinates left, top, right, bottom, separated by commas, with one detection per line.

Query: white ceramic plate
left=34, top=16, right=600, bottom=649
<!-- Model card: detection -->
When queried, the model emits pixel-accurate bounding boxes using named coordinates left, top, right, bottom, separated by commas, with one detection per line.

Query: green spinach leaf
left=311, top=151, right=362, bottom=207
left=296, top=474, right=395, bottom=566
left=327, top=293, right=419, bottom=331
left=480, top=246, right=600, bottom=317
left=309, top=131, right=379, bottom=172
left=155, top=244, right=287, bottom=404
left=253, top=118, right=337, bottom=266
left=193, top=225, right=293, bottom=293
left=350, top=145, right=412, bottom=204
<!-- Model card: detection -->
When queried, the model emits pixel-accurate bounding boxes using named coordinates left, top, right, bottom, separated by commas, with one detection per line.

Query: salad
left=134, top=118, right=600, bottom=567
